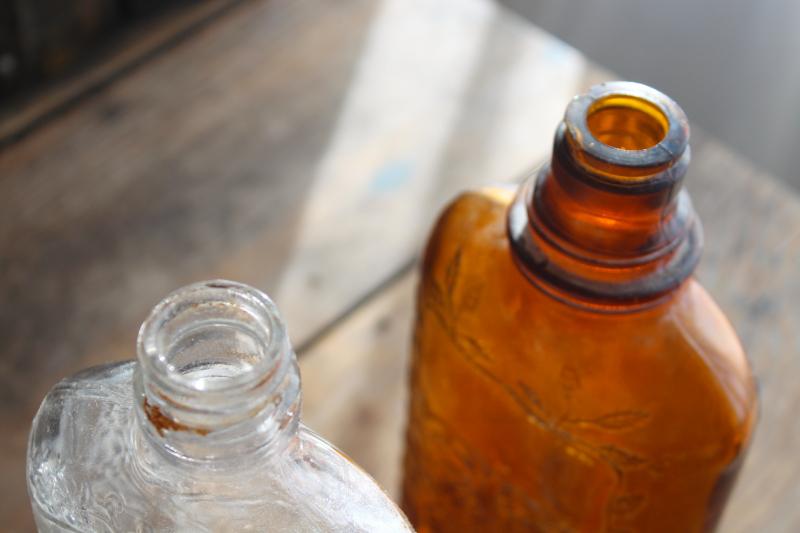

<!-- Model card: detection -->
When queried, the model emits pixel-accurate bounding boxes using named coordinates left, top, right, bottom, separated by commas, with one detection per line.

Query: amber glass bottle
left=401, top=82, right=757, bottom=532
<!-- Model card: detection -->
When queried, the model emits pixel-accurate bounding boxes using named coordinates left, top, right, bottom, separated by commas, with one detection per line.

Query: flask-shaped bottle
left=402, top=82, right=757, bottom=532
left=28, top=280, right=413, bottom=532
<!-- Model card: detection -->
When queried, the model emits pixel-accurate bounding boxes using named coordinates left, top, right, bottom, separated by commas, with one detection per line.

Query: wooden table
left=1, top=0, right=798, bottom=530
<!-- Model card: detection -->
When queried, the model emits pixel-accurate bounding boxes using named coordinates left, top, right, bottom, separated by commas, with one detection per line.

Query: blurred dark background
left=0, top=0, right=184, bottom=99
left=501, top=0, right=800, bottom=191
left=2, top=0, right=797, bottom=189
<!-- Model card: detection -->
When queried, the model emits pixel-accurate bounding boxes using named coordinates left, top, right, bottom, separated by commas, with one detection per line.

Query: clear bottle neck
left=133, top=280, right=301, bottom=464
left=509, top=82, right=703, bottom=311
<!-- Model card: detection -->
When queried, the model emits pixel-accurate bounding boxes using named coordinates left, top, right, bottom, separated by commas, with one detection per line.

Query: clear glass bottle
left=28, top=280, right=412, bottom=532
left=402, top=82, right=758, bottom=532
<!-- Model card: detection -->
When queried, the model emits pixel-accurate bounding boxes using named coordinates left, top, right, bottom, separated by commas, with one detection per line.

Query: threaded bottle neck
left=134, top=280, right=300, bottom=463
left=509, top=82, right=703, bottom=311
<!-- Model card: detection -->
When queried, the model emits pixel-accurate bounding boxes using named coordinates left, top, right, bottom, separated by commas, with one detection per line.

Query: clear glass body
left=402, top=82, right=758, bottom=532
left=28, top=281, right=412, bottom=532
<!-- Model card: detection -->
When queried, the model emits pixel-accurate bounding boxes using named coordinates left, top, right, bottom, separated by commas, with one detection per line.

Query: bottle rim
left=564, top=81, right=689, bottom=178
left=136, top=279, right=287, bottom=397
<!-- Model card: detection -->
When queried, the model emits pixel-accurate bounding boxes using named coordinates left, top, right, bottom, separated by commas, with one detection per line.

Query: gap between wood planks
left=295, top=257, right=418, bottom=357
left=292, top=161, right=546, bottom=358
left=0, top=0, right=247, bottom=150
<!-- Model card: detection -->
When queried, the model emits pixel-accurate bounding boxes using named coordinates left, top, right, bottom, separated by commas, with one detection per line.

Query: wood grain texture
left=301, top=273, right=417, bottom=494
left=0, top=0, right=797, bottom=530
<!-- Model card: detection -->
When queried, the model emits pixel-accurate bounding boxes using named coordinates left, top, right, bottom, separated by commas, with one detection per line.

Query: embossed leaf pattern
left=420, top=240, right=655, bottom=527
left=599, top=445, right=647, bottom=471
left=426, top=276, right=445, bottom=310
left=518, top=382, right=543, bottom=410
left=566, top=411, right=650, bottom=431
left=458, top=335, right=491, bottom=363
left=445, top=248, right=462, bottom=297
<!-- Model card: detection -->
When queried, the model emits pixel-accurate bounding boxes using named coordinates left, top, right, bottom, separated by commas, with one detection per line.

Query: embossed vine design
left=408, top=395, right=573, bottom=532
left=421, top=245, right=657, bottom=529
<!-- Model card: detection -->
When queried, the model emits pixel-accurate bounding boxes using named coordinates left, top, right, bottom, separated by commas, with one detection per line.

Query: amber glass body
left=401, top=83, right=757, bottom=532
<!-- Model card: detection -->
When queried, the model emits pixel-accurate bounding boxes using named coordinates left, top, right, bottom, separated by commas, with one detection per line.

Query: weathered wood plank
left=301, top=273, right=417, bottom=494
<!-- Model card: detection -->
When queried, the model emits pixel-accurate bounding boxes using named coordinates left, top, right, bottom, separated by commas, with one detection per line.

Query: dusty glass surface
left=28, top=280, right=412, bottom=532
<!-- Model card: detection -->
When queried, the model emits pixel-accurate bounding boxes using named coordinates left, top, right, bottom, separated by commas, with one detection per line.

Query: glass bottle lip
left=136, top=279, right=287, bottom=398
left=565, top=81, right=689, bottom=175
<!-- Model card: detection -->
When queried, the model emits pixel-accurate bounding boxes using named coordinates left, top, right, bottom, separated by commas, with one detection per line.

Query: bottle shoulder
left=28, top=362, right=411, bottom=532
left=428, top=187, right=755, bottom=380
left=430, top=186, right=514, bottom=243
left=421, top=186, right=513, bottom=277
left=418, top=188, right=756, bottom=441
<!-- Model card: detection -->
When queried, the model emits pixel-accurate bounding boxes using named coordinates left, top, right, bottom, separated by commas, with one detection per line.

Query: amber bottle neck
left=509, top=82, right=703, bottom=311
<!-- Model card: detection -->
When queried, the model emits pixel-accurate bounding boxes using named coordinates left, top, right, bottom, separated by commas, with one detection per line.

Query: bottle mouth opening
left=137, top=280, right=285, bottom=395
left=564, top=81, right=689, bottom=179
left=586, top=95, right=668, bottom=150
